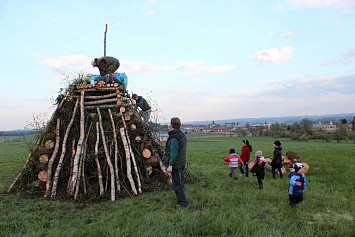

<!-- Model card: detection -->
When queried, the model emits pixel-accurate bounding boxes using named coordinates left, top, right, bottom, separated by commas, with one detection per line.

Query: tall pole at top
left=104, top=24, right=108, bottom=56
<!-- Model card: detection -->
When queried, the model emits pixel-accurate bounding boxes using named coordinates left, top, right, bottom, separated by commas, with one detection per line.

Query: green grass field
left=1, top=134, right=354, bottom=236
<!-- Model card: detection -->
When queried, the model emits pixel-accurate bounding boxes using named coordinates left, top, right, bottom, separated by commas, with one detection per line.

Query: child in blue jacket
left=288, top=163, right=306, bottom=207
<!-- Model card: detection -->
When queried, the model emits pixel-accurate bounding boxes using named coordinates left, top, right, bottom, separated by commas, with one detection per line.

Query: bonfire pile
left=8, top=81, right=170, bottom=201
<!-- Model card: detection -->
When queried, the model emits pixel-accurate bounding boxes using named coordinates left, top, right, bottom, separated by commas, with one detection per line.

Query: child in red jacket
left=239, top=140, right=253, bottom=177
left=224, top=149, right=243, bottom=180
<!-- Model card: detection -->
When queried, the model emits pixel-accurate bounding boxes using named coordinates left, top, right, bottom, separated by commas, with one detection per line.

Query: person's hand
left=246, top=162, right=248, bottom=165
left=296, top=182, right=302, bottom=186
left=167, top=166, right=173, bottom=173
left=302, top=189, right=305, bottom=193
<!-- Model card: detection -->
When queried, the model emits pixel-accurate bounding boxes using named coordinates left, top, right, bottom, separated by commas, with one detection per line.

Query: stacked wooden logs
left=8, top=81, right=170, bottom=201
left=248, top=150, right=310, bottom=175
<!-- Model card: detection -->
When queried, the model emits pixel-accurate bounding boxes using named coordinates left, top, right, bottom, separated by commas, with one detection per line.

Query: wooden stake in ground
left=97, top=107, right=116, bottom=201
left=120, top=111, right=142, bottom=194
left=44, top=119, right=60, bottom=198
left=120, top=127, right=137, bottom=196
left=68, top=90, right=86, bottom=196
left=108, top=109, right=121, bottom=192
left=94, top=122, right=104, bottom=196
left=51, top=98, right=80, bottom=199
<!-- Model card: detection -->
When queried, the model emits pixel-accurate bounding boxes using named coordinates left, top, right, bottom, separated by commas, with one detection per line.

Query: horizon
left=1, top=112, right=353, bottom=132
left=1, top=1, right=355, bottom=130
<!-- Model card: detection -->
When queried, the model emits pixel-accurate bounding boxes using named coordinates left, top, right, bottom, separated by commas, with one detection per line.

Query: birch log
left=108, top=109, right=121, bottom=192
left=51, top=98, right=79, bottom=199
left=68, top=90, right=86, bottom=196
left=120, top=127, right=137, bottom=196
left=120, top=111, right=142, bottom=193
left=94, top=122, right=104, bottom=196
left=44, top=119, right=60, bottom=198
left=97, top=107, right=116, bottom=201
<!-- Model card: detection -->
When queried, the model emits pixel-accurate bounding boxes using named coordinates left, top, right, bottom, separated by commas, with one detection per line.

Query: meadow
left=0, top=134, right=354, bottom=236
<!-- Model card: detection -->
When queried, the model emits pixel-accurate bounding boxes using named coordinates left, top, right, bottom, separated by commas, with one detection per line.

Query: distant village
left=178, top=120, right=354, bottom=135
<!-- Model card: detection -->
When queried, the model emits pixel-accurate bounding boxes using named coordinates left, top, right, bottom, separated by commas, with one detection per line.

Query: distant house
left=313, top=122, right=337, bottom=132
left=213, top=125, right=227, bottom=133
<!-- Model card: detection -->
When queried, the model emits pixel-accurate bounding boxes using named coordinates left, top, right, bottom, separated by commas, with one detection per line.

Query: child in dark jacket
left=224, top=149, right=243, bottom=180
left=251, top=150, right=266, bottom=190
left=271, top=140, right=283, bottom=179
left=288, top=163, right=306, bottom=207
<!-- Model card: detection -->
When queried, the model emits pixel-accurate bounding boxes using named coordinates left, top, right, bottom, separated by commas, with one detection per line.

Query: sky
left=1, top=0, right=355, bottom=131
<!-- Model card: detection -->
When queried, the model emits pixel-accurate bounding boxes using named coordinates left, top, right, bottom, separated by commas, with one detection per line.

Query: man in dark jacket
left=271, top=140, right=283, bottom=179
left=91, top=56, right=120, bottom=76
left=163, top=117, right=188, bottom=207
left=132, top=94, right=151, bottom=124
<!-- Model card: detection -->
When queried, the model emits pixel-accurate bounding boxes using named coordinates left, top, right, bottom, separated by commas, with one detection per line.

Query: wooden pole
left=68, top=91, right=86, bottom=196
left=51, top=99, right=80, bottom=199
left=104, top=24, right=107, bottom=56
left=108, top=109, right=121, bottom=192
left=44, top=119, right=60, bottom=198
left=120, top=111, right=142, bottom=193
left=94, top=122, right=104, bottom=196
left=97, top=107, right=116, bottom=201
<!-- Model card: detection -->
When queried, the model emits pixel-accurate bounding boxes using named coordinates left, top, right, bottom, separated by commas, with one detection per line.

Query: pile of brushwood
left=8, top=79, right=175, bottom=201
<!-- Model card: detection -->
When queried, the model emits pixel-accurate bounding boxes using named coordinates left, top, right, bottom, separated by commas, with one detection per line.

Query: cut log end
left=39, top=154, right=49, bottom=164
left=44, top=140, right=55, bottom=150
left=38, top=170, right=48, bottom=182
left=142, top=148, right=152, bottom=159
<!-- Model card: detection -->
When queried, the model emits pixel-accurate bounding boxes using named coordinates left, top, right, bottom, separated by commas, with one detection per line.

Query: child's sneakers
left=258, top=184, right=263, bottom=190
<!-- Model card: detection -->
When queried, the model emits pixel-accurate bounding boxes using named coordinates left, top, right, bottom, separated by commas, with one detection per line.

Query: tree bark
left=120, top=127, right=137, bottom=196
left=94, top=122, right=104, bottom=196
left=108, top=109, right=121, bottom=192
left=84, top=97, right=127, bottom=106
left=44, top=119, right=60, bottom=198
left=97, top=107, right=116, bottom=201
left=68, top=90, right=86, bottom=196
left=51, top=98, right=79, bottom=199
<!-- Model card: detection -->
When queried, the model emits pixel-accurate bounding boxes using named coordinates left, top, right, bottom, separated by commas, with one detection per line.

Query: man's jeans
left=172, top=168, right=188, bottom=206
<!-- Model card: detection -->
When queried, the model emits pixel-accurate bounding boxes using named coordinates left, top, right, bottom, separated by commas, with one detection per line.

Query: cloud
left=268, top=31, right=297, bottom=39
left=257, top=74, right=355, bottom=98
left=40, top=56, right=236, bottom=80
left=135, top=86, right=152, bottom=91
left=148, top=0, right=157, bottom=3
left=288, top=0, right=355, bottom=9
left=121, top=60, right=236, bottom=74
left=145, top=10, right=155, bottom=15
left=115, top=21, right=126, bottom=26
left=206, top=65, right=236, bottom=73
left=345, top=46, right=355, bottom=57
left=248, top=45, right=295, bottom=64
left=320, top=61, right=335, bottom=66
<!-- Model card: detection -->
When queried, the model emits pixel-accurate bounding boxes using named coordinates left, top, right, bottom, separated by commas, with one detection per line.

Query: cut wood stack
left=8, top=80, right=170, bottom=201
left=248, top=151, right=310, bottom=175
